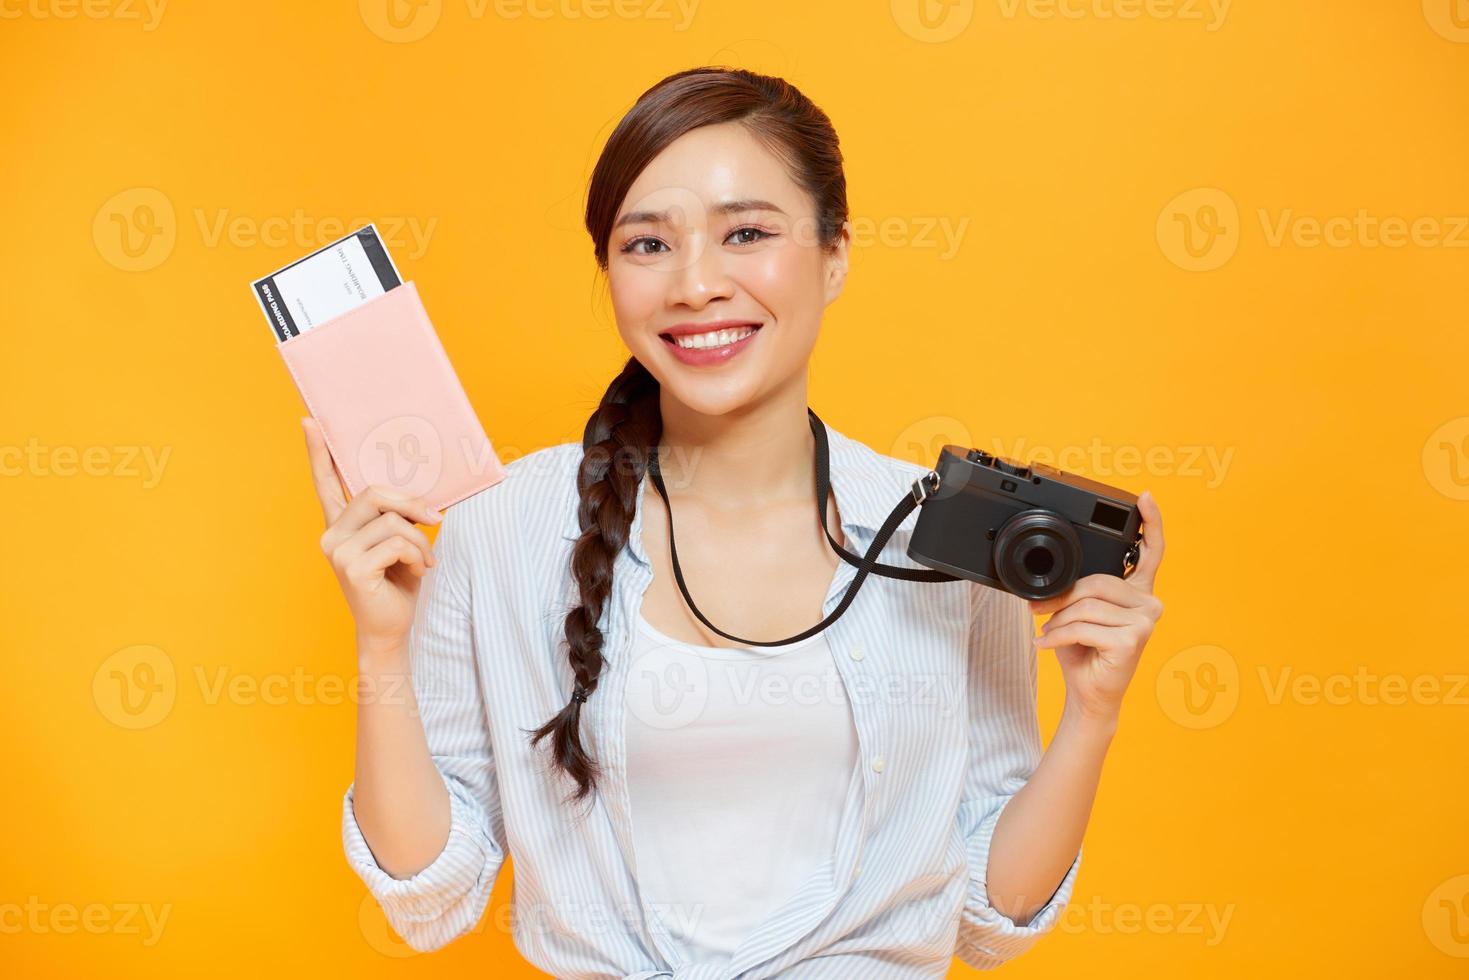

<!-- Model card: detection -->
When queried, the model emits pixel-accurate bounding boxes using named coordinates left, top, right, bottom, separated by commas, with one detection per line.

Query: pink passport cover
left=277, top=281, right=507, bottom=512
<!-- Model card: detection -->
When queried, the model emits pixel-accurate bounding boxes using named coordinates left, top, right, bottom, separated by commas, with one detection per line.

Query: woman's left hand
left=1028, top=489, right=1166, bottom=724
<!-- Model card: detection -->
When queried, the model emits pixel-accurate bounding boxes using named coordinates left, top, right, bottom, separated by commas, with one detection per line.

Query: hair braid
left=527, top=356, right=661, bottom=803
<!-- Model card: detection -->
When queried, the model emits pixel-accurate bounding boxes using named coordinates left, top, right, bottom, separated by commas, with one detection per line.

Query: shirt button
left=850, top=646, right=865, bottom=661
left=871, top=755, right=885, bottom=773
left=852, top=863, right=863, bottom=879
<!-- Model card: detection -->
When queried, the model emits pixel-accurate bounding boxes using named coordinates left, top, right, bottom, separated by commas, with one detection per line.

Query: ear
left=822, top=221, right=851, bottom=306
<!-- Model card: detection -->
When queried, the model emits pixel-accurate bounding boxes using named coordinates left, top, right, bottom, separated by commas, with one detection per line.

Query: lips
left=658, top=321, right=763, bottom=366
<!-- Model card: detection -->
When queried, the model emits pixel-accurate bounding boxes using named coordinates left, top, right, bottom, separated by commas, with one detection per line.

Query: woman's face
left=606, top=121, right=850, bottom=417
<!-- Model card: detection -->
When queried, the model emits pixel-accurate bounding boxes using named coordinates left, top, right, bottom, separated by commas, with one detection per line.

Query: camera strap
left=646, top=407, right=961, bottom=648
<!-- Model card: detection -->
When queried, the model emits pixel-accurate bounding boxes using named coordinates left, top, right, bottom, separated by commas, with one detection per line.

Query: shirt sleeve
left=340, top=502, right=507, bottom=953
left=954, top=582, right=1081, bottom=970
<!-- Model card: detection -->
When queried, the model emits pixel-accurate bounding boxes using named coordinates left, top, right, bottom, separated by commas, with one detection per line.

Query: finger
left=1027, top=573, right=1151, bottom=617
left=345, top=536, right=428, bottom=586
left=343, top=512, right=436, bottom=569
left=1033, top=621, right=1115, bottom=651
left=1128, top=489, right=1166, bottom=592
left=334, top=485, right=444, bottom=538
left=1038, top=596, right=1136, bottom=633
left=302, top=417, right=348, bottom=526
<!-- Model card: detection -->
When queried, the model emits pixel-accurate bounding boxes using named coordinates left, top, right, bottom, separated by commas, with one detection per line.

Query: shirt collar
left=623, top=416, right=912, bottom=570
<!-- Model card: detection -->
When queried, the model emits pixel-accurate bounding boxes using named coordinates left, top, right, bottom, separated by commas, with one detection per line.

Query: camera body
left=908, top=445, right=1143, bottom=600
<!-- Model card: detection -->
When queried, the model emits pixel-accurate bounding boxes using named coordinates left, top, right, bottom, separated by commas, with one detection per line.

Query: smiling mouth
left=659, top=325, right=762, bottom=350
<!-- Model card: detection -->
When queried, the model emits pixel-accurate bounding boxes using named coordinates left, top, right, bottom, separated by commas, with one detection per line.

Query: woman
left=304, top=67, right=1166, bottom=979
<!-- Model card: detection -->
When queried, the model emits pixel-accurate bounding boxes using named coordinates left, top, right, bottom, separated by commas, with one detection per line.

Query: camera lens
left=992, top=509, right=1082, bottom=600
left=1022, top=546, right=1054, bottom=577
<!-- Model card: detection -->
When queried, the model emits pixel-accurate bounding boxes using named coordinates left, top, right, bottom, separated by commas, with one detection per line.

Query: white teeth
left=672, top=326, right=756, bottom=350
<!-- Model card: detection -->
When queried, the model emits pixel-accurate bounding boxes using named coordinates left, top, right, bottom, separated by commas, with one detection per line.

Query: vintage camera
left=908, top=445, right=1144, bottom=600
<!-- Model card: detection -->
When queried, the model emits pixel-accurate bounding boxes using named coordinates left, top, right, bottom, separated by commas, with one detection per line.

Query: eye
left=727, top=225, right=775, bottom=245
left=619, top=236, right=668, bottom=256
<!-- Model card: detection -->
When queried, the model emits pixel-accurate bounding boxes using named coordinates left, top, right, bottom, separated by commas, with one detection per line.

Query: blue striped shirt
left=342, top=420, right=1081, bottom=978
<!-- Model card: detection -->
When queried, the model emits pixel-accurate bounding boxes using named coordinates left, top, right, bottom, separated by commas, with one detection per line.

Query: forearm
left=352, top=634, right=452, bottom=879
left=985, top=699, right=1116, bottom=924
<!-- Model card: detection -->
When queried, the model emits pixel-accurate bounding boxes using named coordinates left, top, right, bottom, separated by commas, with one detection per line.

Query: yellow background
left=3, top=0, right=1466, bottom=976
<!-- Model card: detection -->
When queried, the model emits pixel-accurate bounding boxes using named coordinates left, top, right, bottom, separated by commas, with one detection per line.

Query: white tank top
left=623, top=606, right=859, bottom=960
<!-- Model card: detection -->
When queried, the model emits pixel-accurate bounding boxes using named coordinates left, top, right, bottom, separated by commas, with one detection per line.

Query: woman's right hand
left=302, top=417, right=444, bottom=654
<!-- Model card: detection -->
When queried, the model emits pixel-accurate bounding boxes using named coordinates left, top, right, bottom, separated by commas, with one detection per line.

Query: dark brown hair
left=525, top=66, right=849, bottom=804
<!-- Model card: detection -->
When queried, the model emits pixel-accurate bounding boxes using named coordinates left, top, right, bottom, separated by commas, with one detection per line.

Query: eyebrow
left=612, top=198, right=787, bottom=230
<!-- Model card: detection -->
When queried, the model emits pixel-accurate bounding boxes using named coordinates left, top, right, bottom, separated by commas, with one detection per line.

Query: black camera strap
left=646, top=407, right=961, bottom=648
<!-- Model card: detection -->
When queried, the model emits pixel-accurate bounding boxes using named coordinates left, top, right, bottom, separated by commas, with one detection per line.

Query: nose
left=665, top=230, right=734, bottom=309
